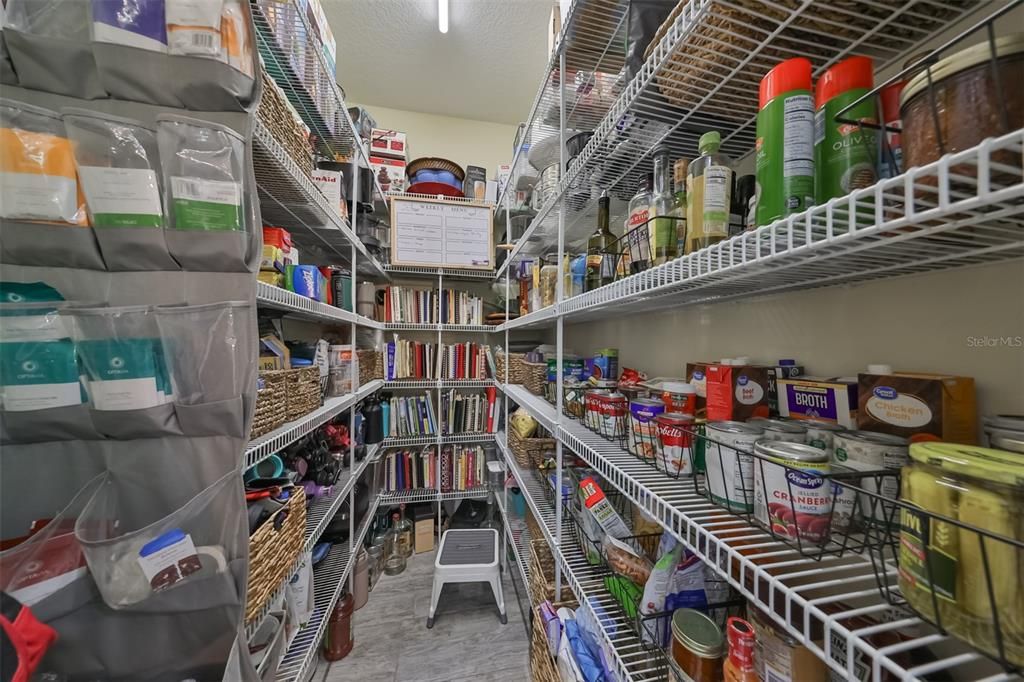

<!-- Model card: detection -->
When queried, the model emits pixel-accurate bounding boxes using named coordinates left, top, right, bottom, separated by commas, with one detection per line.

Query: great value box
left=857, top=371, right=976, bottom=442
left=777, top=376, right=858, bottom=428
left=705, top=363, right=772, bottom=422
left=370, top=128, right=407, bottom=159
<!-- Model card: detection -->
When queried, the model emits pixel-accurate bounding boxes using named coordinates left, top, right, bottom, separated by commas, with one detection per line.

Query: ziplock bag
left=3, top=0, right=104, bottom=98
left=74, top=471, right=243, bottom=610
left=63, top=109, right=179, bottom=271
left=157, top=115, right=250, bottom=271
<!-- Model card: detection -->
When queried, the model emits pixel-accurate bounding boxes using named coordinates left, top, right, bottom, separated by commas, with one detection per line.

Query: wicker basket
left=357, top=349, right=383, bottom=386
left=509, top=428, right=556, bottom=469
left=522, top=360, right=547, bottom=396
left=245, top=486, right=306, bottom=623
left=525, top=509, right=545, bottom=546
left=252, top=371, right=288, bottom=438
left=528, top=537, right=557, bottom=605
left=496, top=352, right=525, bottom=385
left=263, top=367, right=321, bottom=421
left=531, top=598, right=580, bottom=682
left=256, top=68, right=313, bottom=177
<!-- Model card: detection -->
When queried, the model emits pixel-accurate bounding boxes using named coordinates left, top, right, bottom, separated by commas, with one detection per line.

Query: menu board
left=390, top=196, right=494, bottom=270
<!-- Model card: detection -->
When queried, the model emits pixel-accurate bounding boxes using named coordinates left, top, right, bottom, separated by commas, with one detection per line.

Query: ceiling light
left=438, top=0, right=448, bottom=33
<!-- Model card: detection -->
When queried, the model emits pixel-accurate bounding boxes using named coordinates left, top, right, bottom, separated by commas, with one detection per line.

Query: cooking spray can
left=814, top=56, right=879, bottom=204
left=755, top=57, right=815, bottom=227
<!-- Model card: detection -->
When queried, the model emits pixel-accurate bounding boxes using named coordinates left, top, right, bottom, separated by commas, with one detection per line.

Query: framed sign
left=389, top=196, right=494, bottom=270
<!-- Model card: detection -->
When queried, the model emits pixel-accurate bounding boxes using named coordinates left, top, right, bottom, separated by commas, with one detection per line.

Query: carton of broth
left=857, top=371, right=977, bottom=443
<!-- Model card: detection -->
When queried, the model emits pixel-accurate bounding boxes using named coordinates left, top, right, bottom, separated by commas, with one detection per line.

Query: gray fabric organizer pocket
left=0, top=220, right=106, bottom=270
left=164, top=228, right=251, bottom=273
left=93, top=226, right=181, bottom=272
left=91, top=403, right=182, bottom=440
left=0, top=37, right=15, bottom=86
left=175, top=397, right=245, bottom=439
left=4, top=31, right=104, bottom=99
left=174, top=57, right=255, bottom=112
left=0, top=404, right=98, bottom=443
left=92, top=44, right=184, bottom=108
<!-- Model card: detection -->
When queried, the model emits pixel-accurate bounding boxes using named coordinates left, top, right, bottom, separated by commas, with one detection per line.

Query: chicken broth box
left=857, top=371, right=977, bottom=443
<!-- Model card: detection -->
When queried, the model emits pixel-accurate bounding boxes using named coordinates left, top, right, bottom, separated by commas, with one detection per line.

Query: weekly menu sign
left=390, top=196, right=494, bottom=270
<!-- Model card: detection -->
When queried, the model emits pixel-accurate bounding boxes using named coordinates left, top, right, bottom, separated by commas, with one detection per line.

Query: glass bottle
left=624, top=174, right=653, bottom=274
left=368, top=508, right=389, bottom=548
left=395, top=503, right=414, bottom=558
left=651, top=147, right=677, bottom=265
left=723, top=617, right=758, bottom=682
left=383, top=512, right=407, bottom=575
left=673, top=158, right=689, bottom=257
left=686, top=131, right=733, bottom=254
left=540, top=253, right=559, bottom=307
left=586, top=191, right=616, bottom=291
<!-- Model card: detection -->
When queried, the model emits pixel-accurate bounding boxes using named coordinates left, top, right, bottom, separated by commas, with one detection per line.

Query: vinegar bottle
left=723, top=617, right=758, bottom=682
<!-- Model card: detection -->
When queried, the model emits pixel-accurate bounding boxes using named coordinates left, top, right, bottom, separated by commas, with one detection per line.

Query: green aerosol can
left=754, top=57, right=815, bottom=227
left=814, top=56, right=879, bottom=204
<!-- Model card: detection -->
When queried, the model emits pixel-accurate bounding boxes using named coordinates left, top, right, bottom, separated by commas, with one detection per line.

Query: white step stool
left=426, top=528, right=506, bottom=628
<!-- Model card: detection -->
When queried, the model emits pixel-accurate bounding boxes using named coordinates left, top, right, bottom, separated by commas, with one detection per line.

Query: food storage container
left=671, top=608, right=724, bottom=682
left=899, top=442, right=1024, bottom=666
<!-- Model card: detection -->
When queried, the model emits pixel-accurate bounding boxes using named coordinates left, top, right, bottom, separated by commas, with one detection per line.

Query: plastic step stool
left=426, top=528, right=506, bottom=628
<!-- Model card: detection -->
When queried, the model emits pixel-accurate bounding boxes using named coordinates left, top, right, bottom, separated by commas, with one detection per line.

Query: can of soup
left=751, top=418, right=807, bottom=443
left=655, top=413, right=695, bottom=476
left=831, top=430, right=908, bottom=528
left=753, top=440, right=831, bottom=542
left=704, top=421, right=764, bottom=512
left=596, top=393, right=627, bottom=439
left=802, top=419, right=846, bottom=458
left=629, top=398, right=665, bottom=458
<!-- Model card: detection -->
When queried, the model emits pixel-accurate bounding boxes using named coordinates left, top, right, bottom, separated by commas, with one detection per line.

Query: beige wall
left=353, top=103, right=518, bottom=180
left=561, top=259, right=1024, bottom=420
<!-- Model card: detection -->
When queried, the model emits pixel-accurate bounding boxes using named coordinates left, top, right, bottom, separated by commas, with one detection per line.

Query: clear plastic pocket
left=157, top=115, right=250, bottom=272
left=63, top=109, right=179, bottom=272
left=74, top=471, right=244, bottom=611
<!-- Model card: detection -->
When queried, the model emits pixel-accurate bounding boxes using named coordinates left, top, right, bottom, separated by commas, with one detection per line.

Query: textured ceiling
left=325, top=0, right=551, bottom=125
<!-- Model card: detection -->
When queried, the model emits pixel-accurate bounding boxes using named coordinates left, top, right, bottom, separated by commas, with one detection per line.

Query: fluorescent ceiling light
left=438, top=0, right=448, bottom=33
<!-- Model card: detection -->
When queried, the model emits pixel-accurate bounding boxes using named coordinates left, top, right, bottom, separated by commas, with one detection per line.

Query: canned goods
left=594, top=393, right=627, bottom=438
left=752, top=418, right=807, bottom=443
left=629, top=398, right=665, bottom=458
left=584, top=390, right=609, bottom=432
left=655, top=413, right=695, bottom=476
left=661, top=381, right=697, bottom=417
left=983, top=414, right=1024, bottom=453
left=753, top=440, right=832, bottom=543
left=802, top=419, right=846, bottom=457
left=704, top=421, right=764, bottom=512
left=831, top=430, right=908, bottom=529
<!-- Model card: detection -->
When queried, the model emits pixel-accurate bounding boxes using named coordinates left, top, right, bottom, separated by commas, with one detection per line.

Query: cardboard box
left=463, top=165, right=487, bottom=200
left=259, top=334, right=289, bottom=370
left=484, top=180, right=497, bottom=204
left=766, top=362, right=804, bottom=415
left=369, top=155, right=407, bottom=194
left=412, top=504, right=434, bottom=553
left=285, top=264, right=328, bottom=302
left=857, top=371, right=977, bottom=442
left=263, top=226, right=299, bottom=266
left=685, top=361, right=713, bottom=413
left=312, top=169, right=349, bottom=221
left=705, top=363, right=771, bottom=422
left=260, top=244, right=283, bottom=272
left=370, top=129, right=407, bottom=159
left=777, top=377, right=858, bottom=428
left=496, top=164, right=512, bottom=198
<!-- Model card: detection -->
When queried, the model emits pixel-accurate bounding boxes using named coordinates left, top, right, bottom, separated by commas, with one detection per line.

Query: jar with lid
left=383, top=512, right=407, bottom=575
left=899, top=442, right=1024, bottom=666
left=671, top=608, right=724, bottom=682
left=540, top=252, right=559, bottom=307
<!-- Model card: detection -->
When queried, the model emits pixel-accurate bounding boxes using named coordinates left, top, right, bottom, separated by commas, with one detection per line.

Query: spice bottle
left=723, top=617, right=758, bottom=682
left=686, top=131, right=733, bottom=254
left=814, top=56, right=878, bottom=203
left=755, top=57, right=815, bottom=227
left=673, top=158, right=689, bottom=255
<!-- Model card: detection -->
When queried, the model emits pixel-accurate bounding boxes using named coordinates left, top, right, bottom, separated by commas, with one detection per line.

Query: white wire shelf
left=252, top=121, right=386, bottom=278
left=256, top=281, right=383, bottom=328
left=245, top=379, right=384, bottom=469
left=501, top=385, right=1017, bottom=681
left=378, top=487, right=489, bottom=505
left=274, top=495, right=378, bottom=682
left=498, top=0, right=991, bottom=274
left=495, top=480, right=531, bottom=597
left=381, top=322, right=496, bottom=333
left=380, top=432, right=497, bottom=448
left=498, top=130, right=1024, bottom=330
left=382, top=264, right=499, bottom=281
left=383, top=379, right=495, bottom=389
left=497, top=431, right=666, bottom=682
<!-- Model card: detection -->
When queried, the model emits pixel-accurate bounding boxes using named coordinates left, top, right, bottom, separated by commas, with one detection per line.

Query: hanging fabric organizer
left=0, top=1, right=263, bottom=679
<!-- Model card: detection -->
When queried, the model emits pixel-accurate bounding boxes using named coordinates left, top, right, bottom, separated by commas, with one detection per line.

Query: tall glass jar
left=396, top=503, right=414, bottom=558
left=383, top=512, right=407, bottom=575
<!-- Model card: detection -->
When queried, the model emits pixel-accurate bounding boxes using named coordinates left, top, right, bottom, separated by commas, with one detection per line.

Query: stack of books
left=383, top=286, right=484, bottom=325
left=384, top=341, right=490, bottom=380
left=440, top=390, right=500, bottom=434
left=382, top=445, right=487, bottom=493
left=385, top=393, right=438, bottom=438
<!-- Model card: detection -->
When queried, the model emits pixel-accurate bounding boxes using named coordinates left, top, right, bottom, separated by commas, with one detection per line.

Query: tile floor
left=317, top=547, right=530, bottom=682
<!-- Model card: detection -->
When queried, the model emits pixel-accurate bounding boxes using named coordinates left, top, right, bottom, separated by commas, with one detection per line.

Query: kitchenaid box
left=705, top=363, right=771, bottom=422
left=777, top=377, right=858, bottom=428
left=857, top=371, right=977, bottom=442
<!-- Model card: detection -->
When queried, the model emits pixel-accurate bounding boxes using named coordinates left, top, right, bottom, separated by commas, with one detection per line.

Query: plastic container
left=814, top=56, right=878, bottom=203
left=352, top=548, right=369, bottom=610
left=322, top=592, right=354, bottom=661
left=899, top=443, right=1024, bottom=666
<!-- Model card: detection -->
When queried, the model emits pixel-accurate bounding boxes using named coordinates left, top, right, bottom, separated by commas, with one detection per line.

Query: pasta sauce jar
left=671, top=608, right=724, bottom=682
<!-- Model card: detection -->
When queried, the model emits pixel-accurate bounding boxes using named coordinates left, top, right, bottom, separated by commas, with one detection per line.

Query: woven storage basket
left=528, top=537, right=557, bottom=605
left=245, top=486, right=306, bottom=623
left=256, top=69, right=313, bottom=177
left=252, top=371, right=288, bottom=438
left=281, top=367, right=321, bottom=420
left=525, top=509, right=545, bottom=546
left=357, top=350, right=383, bottom=386
left=530, top=598, right=580, bottom=682
left=496, top=352, right=525, bottom=385
left=509, top=428, right=556, bottom=469
left=522, top=360, right=547, bottom=396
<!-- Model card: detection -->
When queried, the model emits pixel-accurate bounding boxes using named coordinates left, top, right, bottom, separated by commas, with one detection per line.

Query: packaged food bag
left=220, top=0, right=252, bottom=76
left=0, top=100, right=87, bottom=225
left=166, top=0, right=224, bottom=58
left=91, top=0, right=167, bottom=52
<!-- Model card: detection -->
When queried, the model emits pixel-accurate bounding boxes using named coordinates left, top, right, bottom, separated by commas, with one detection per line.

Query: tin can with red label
left=584, top=390, right=609, bottom=432
left=595, top=393, right=627, bottom=439
left=661, top=381, right=697, bottom=417
left=655, top=413, right=695, bottom=476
